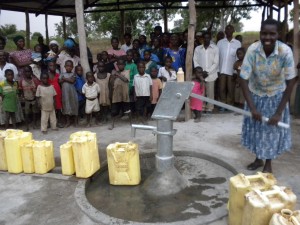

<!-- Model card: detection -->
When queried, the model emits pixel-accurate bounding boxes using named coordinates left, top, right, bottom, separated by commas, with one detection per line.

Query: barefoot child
left=148, top=67, right=162, bottom=117
left=19, top=66, right=39, bottom=130
left=133, top=61, right=152, bottom=124
left=94, top=61, right=111, bottom=122
left=36, top=73, right=57, bottom=134
left=0, top=69, right=18, bottom=128
left=74, top=65, right=86, bottom=120
left=48, top=61, right=63, bottom=127
left=108, top=59, right=130, bottom=130
left=82, top=72, right=100, bottom=127
left=60, top=60, right=78, bottom=127
left=190, top=67, right=206, bottom=123
left=233, top=47, right=246, bottom=108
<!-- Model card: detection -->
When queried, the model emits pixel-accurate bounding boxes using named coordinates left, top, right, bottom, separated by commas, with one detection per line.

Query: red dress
left=48, top=73, right=62, bottom=110
left=190, top=81, right=204, bottom=111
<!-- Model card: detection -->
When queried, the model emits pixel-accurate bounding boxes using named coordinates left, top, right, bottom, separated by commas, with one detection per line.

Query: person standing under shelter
left=240, top=19, right=297, bottom=173
left=193, top=32, right=219, bottom=114
left=217, top=25, right=241, bottom=110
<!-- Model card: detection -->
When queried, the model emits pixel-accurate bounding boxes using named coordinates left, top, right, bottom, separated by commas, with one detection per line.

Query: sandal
left=247, top=160, right=264, bottom=170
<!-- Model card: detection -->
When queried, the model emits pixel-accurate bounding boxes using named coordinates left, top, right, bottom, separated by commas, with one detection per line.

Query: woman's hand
left=268, top=113, right=281, bottom=126
left=251, top=109, right=262, bottom=122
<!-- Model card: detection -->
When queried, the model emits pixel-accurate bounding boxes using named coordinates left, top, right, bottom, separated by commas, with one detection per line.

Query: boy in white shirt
left=133, top=61, right=152, bottom=124
left=82, top=72, right=100, bottom=127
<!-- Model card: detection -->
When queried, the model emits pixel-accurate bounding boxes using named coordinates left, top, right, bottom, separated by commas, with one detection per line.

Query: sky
left=0, top=4, right=294, bottom=37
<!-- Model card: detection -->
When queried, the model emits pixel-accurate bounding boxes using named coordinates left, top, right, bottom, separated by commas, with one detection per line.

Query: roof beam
left=85, top=3, right=264, bottom=13
left=36, top=0, right=60, bottom=16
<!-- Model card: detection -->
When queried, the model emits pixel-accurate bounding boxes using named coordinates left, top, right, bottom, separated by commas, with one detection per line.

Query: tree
left=31, top=32, right=43, bottom=39
left=90, top=4, right=179, bottom=38
left=55, top=16, right=94, bottom=39
left=0, top=24, right=17, bottom=36
left=289, top=5, right=300, bottom=23
left=173, top=1, right=255, bottom=34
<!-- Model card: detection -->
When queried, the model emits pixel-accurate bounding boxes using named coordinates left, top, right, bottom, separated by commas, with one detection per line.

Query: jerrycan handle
left=239, top=173, right=264, bottom=186
left=281, top=209, right=293, bottom=219
left=291, top=217, right=300, bottom=225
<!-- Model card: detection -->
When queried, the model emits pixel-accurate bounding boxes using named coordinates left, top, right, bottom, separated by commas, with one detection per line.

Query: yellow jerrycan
left=60, top=142, right=75, bottom=176
left=242, top=186, right=297, bottom=225
left=21, top=140, right=35, bottom=173
left=32, top=140, right=55, bottom=174
left=106, top=142, right=141, bottom=185
left=70, top=131, right=100, bottom=178
left=4, top=130, right=32, bottom=173
left=269, top=209, right=300, bottom=225
left=228, top=172, right=277, bottom=225
left=0, top=131, right=8, bottom=171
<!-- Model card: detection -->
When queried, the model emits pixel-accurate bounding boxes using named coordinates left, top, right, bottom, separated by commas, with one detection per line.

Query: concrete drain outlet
left=75, top=151, right=237, bottom=225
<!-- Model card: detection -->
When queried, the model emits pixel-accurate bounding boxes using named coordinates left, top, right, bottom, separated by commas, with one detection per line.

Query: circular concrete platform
left=75, top=151, right=237, bottom=225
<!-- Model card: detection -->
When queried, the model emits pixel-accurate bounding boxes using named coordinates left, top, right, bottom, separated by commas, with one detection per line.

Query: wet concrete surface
left=0, top=113, right=300, bottom=225
left=86, top=155, right=234, bottom=224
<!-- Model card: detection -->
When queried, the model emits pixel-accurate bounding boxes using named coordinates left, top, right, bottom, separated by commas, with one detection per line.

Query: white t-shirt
left=120, top=44, right=133, bottom=53
left=217, top=38, right=241, bottom=76
left=0, top=63, right=18, bottom=82
left=133, top=74, right=152, bottom=96
left=158, top=67, right=176, bottom=81
left=82, top=82, right=100, bottom=99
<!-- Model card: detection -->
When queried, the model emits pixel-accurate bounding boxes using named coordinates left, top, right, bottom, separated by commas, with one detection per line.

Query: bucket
left=70, top=131, right=100, bottom=178
left=32, top=140, right=55, bottom=174
left=60, top=142, right=75, bottom=176
left=4, top=130, right=32, bottom=173
left=242, top=186, right=297, bottom=225
left=228, top=172, right=277, bottom=225
left=107, top=142, right=141, bottom=185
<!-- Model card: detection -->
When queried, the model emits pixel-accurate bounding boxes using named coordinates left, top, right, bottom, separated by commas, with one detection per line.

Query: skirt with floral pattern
left=241, top=92, right=291, bottom=160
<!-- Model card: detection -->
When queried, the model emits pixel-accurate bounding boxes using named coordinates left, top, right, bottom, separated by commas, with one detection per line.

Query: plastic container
left=60, top=142, right=75, bottom=176
left=228, top=172, right=277, bottom=225
left=32, top=140, right=55, bottom=174
left=70, top=131, right=100, bottom=178
left=4, top=130, right=32, bottom=173
left=269, top=209, right=300, bottom=225
left=21, top=140, right=35, bottom=173
left=177, top=67, right=185, bottom=82
left=0, top=131, right=8, bottom=171
left=242, top=186, right=297, bottom=225
left=106, top=142, right=141, bottom=185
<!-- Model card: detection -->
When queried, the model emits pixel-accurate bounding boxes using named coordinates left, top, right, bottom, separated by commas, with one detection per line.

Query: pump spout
left=131, top=124, right=157, bottom=137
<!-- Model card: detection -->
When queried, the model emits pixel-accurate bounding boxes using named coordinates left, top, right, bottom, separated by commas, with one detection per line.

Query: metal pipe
left=131, top=124, right=156, bottom=137
left=156, top=120, right=175, bottom=172
left=190, top=93, right=290, bottom=129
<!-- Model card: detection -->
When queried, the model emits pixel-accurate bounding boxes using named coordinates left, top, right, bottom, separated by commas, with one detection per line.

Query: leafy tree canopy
left=173, top=0, right=255, bottom=34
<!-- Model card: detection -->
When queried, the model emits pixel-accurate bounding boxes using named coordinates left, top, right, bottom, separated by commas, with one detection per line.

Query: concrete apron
left=75, top=151, right=237, bottom=225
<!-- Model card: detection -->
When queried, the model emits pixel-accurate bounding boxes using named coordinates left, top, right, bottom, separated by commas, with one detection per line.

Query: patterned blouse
left=9, top=49, right=32, bottom=81
left=240, top=41, right=295, bottom=97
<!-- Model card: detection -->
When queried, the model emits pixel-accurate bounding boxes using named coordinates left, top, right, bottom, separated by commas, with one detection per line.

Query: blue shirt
left=74, top=75, right=85, bottom=101
left=164, top=48, right=186, bottom=72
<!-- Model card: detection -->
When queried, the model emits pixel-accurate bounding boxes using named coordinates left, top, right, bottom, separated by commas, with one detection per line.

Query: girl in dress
left=48, top=61, right=63, bottom=127
left=94, top=61, right=111, bottom=122
left=190, top=67, right=207, bottom=123
left=59, top=60, right=78, bottom=127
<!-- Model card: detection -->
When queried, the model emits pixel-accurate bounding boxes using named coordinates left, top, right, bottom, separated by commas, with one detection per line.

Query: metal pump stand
left=131, top=82, right=194, bottom=197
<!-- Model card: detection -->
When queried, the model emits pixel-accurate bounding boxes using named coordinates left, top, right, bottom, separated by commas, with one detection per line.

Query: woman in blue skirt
left=240, top=19, right=297, bottom=173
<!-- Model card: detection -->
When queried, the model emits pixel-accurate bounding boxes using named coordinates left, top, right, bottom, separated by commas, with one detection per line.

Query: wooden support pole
left=120, top=10, right=125, bottom=43
left=45, top=13, right=49, bottom=45
left=278, top=6, right=281, bottom=21
left=75, top=0, right=90, bottom=75
left=163, top=8, right=168, bottom=32
left=185, top=0, right=196, bottom=121
left=270, top=0, right=274, bottom=18
left=290, top=0, right=299, bottom=114
left=283, top=0, right=288, bottom=42
left=63, top=14, right=67, bottom=40
left=25, top=11, right=30, bottom=49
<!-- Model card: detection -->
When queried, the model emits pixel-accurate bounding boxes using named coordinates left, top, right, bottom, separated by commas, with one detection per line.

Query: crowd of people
left=0, top=18, right=299, bottom=172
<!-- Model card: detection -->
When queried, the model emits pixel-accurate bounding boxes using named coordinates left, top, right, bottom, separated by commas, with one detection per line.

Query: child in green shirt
left=0, top=69, right=19, bottom=128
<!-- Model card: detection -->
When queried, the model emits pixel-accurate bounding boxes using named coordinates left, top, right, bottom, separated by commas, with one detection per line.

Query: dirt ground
left=0, top=111, right=300, bottom=225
